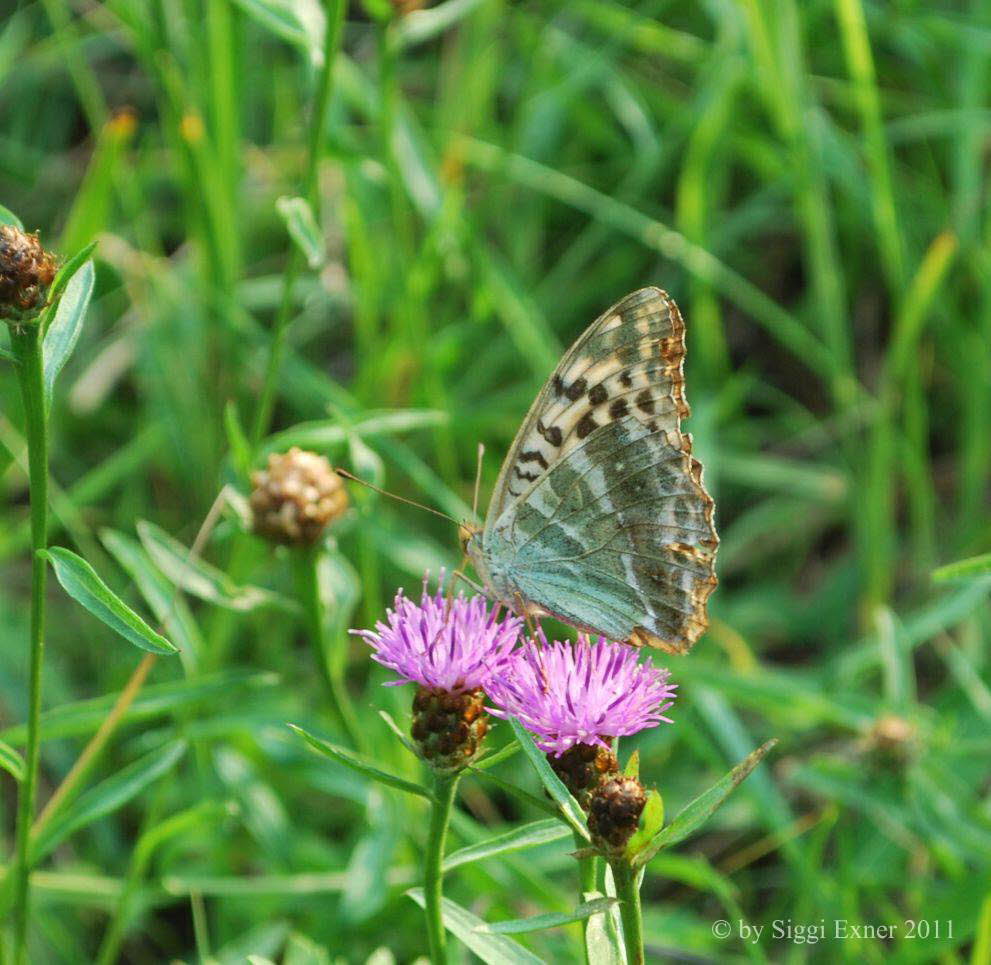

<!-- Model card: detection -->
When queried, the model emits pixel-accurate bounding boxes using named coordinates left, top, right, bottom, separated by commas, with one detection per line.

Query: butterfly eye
left=457, top=523, right=475, bottom=555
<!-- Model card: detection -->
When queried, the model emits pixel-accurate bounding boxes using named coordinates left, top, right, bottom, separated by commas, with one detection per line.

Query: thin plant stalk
left=251, top=0, right=346, bottom=448
left=424, top=772, right=459, bottom=965
left=611, top=859, right=644, bottom=965
left=9, top=324, right=50, bottom=964
left=575, top=831, right=598, bottom=963
left=293, top=545, right=362, bottom=749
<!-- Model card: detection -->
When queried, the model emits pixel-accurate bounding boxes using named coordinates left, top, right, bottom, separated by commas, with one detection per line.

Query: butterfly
left=460, top=288, right=718, bottom=654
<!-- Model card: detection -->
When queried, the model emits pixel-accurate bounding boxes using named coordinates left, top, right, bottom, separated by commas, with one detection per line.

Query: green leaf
left=444, top=819, right=570, bottom=872
left=471, top=739, right=520, bottom=770
left=229, top=0, right=326, bottom=64
left=0, top=670, right=277, bottom=746
left=42, top=547, right=178, bottom=655
left=289, top=724, right=432, bottom=799
left=624, top=789, right=663, bottom=860
left=0, top=737, right=25, bottom=781
left=932, top=552, right=991, bottom=583
left=0, top=204, right=23, bottom=227
left=224, top=400, right=253, bottom=480
left=406, top=889, right=543, bottom=965
left=476, top=897, right=617, bottom=935
left=377, top=710, right=420, bottom=758
left=48, top=241, right=97, bottom=304
left=583, top=889, right=624, bottom=965
left=43, top=259, right=94, bottom=407
left=623, top=749, right=640, bottom=779
left=100, top=528, right=205, bottom=662
left=263, top=408, right=448, bottom=455
left=136, top=520, right=296, bottom=613
left=32, top=740, right=187, bottom=863
left=509, top=718, right=589, bottom=840
left=631, top=739, right=778, bottom=869
left=276, top=196, right=324, bottom=269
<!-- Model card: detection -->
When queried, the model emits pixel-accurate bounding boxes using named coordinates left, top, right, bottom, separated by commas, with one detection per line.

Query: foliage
left=1, top=0, right=989, bottom=960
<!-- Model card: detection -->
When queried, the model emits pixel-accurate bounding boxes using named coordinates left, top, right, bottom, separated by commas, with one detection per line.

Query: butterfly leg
left=451, top=567, right=490, bottom=599
left=513, top=591, right=540, bottom=639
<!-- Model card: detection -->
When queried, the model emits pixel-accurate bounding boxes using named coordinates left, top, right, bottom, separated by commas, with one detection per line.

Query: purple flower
left=351, top=575, right=522, bottom=693
left=486, top=633, right=677, bottom=756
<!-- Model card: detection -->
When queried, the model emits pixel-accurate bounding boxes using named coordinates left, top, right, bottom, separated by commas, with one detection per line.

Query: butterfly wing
left=486, top=287, right=692, bottom=524
left=481, top=288, right=717, bottom=653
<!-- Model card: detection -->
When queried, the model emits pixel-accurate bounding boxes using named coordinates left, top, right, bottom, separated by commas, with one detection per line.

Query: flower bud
left=250, top=447, right=347, bottom=545
left=0, top=225, right=57, bottom=324
left=411, top=685, right=488, bottom=773
left=549, top=742, right=618, bottom=811
left=588, top=775, right=647, bottom=857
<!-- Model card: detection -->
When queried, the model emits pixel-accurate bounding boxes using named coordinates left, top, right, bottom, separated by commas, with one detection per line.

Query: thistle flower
left=0, top=225, right=57, bottom=324
left=486, top=633, right=677, bottom=757
left=250, top=447, right=348, bottom=545
left=352, top=577, right=522, bottom=771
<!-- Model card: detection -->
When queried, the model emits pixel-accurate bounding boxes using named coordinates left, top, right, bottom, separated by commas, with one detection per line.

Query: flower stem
left=10, top=323, right=50, bottom=964
left=424, top=772, right=459, bottom=964
left=575, top=832, right=598, bottom=962
left=293, top=545, right=362, bottom=749
left=611, top=858, right=645, bottom=965
left=251, top=0, right=346, bottom=449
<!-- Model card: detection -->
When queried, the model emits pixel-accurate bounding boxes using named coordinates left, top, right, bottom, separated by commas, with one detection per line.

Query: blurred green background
left=2, top=0, right=991, bottom=961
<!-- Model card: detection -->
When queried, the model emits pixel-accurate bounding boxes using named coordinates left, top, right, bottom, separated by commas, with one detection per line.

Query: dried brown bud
left=390, top=0, right=425, bottom=13
left=588, top=776, right=647, bottom=857
left=549, top=742, right=619, bottom=811
left=0, top=225, right=57, bottom=323
left=412, top=686, right=488, bottom=773
left=250, top=447, right=348, bottom=545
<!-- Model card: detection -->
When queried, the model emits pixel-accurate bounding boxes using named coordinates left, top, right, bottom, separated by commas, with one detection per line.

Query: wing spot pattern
left=519, top=449, right=549, bottom=470
left=636, top=389, right=655, bottom=414
left=588, top=383, right=608, bottom=406
left=609, top=398, right=629, bottom=419
left=537, top=419, right=563, bottom=447
left=565, top=378, right=587, bottom=401
left=576, top=413, right=598, bottom=439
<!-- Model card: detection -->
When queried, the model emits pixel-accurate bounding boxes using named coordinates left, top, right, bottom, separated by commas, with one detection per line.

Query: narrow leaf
left=276, top=196, right=324, bottom=269
left=444, top=819, right=570, bottom=872
left=229, top=0, right=326, bottom=64
left=42, top=547, right=178, bottom=655
left=624, top=789, right=663, bottom=860
left=48, top=241, right=97, bottom=304
left=933, top=553, right=991, bottom=583
left=0, top=738, right=25, bottom=781
left=43, top=259, right=94, bottom=406
left=0, top=204, right=23, bottom=228
left=289, top=724, right=431, bottom=799
left=32, top=741, right=187, bottom=862
left=406, top=889, right=543, bottom=965
left=583, top=889, right=624, bottom=965
left=477, top=897, right=617, bottom=935
left=631, top=739, right=778, bottom=869
left=137, top=520, right=296, bottom=613
left=509, top=718, right=589, bottom=839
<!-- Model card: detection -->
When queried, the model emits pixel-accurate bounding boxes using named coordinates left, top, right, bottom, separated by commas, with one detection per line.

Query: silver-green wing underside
left=478, top=288, right=718, bottom=653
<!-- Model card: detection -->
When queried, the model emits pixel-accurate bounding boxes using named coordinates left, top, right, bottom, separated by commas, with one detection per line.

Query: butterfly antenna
left=472, top=443, right=485, bottom=521
left=335, top=469, right=458, bottom=525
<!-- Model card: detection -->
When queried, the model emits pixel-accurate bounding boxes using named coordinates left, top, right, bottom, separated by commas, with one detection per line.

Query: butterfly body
left=466, top=288, right=718, bottom=654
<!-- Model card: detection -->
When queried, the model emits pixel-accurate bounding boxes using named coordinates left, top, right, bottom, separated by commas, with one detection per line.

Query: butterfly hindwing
left=487, top=417, right=717, bottom=653
left=487, top=288, right=690, bottom=520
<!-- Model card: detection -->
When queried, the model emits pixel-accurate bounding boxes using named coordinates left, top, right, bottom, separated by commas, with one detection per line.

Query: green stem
left=10, top=324, right=50, bottom=964
left=293, top=545, right=362, bottom=749
left=575, top=832, right=598, bottom=963
left=251, top=0, right=346, bottom=449
left=424, top=772, right=459, bottom=964
left=611, top=859, right=644, bottom=965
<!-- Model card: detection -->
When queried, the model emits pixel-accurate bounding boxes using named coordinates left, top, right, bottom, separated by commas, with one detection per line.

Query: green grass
left=2, top=0, right=990, bottom=961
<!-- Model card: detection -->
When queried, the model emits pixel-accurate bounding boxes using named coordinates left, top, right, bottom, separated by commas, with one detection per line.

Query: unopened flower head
left=250, top=447, right=347, bottom=545
left=351, top=575, right=522, bottom=693
left=486, top=633, right=677, bottom=756
left=0, top=225, right=57, bottom=324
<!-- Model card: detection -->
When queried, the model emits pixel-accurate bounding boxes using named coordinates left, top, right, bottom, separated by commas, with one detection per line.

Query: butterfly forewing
left=479, top=287, right=718, bottom=653
left=487, top=288, right=690, bottom=520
